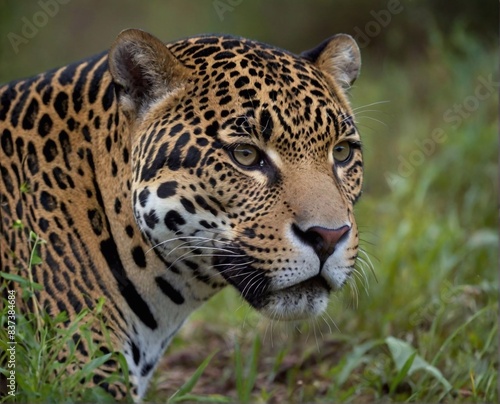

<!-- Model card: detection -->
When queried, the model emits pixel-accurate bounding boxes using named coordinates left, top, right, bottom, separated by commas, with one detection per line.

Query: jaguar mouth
left=277, top=275, right=331, bottom=295
left=250, top=275, right=332, bottom=321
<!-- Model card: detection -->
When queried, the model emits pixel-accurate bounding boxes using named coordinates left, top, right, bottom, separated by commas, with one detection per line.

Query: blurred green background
left=0, top=0, right=497, bottom=402
left=0, top=0, right=496, bottom=79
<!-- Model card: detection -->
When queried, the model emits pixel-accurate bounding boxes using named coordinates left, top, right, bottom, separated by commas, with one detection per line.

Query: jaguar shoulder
left=0, top=29, right=363, bottom=400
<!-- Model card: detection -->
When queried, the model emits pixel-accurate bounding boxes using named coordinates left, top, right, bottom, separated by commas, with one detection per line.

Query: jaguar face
left=109, top=29, right=362, bottom=320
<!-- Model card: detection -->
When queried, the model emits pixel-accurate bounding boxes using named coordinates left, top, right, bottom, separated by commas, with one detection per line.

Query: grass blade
left=389, top=351, right=416, bottom=394
left=169, top=393, right=231, bottom=403
left=244, top=335, right=261, bottom=402
left=168, top=350, right=218, bottom=403
left=0, top=271, right=44, bottom=290
left=386, top=337, right=452, bottom=393
left=335, top=339, right=385, bottom=387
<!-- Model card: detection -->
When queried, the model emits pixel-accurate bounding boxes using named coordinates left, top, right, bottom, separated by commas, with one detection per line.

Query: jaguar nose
left=293, top=224, right=350, bottom=264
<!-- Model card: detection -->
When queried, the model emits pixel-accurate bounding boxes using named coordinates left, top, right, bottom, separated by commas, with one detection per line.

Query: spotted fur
left=0, top=29, right=363, bottom=400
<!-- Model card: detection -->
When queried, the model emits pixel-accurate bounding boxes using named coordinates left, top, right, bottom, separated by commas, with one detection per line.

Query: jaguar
left=0, top=28, right=363, bottom=400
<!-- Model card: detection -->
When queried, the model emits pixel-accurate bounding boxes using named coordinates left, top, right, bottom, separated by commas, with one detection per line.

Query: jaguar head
left=109, top=29, right=362, bottom=320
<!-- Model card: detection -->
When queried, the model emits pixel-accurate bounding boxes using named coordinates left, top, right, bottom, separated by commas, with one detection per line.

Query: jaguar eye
left=333, top=141, right=352, bottom=163
left=231, top=144, right=263, bottom=167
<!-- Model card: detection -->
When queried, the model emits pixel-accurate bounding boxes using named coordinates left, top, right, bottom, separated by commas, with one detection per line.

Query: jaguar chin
left=254, top=275, right=332, bottom=321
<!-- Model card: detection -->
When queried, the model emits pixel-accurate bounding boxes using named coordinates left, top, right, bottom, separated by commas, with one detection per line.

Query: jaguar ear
left=108, top=29, right=189, bottom=115
left=301, top=34, right=361, bottom=90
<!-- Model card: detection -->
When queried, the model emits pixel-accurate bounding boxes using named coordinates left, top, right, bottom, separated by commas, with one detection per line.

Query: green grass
left=1, top=28, right=497, bottom=403
left=0, top=236, right=129, bottom=403
left=0, top=296, right=124, bottom=403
